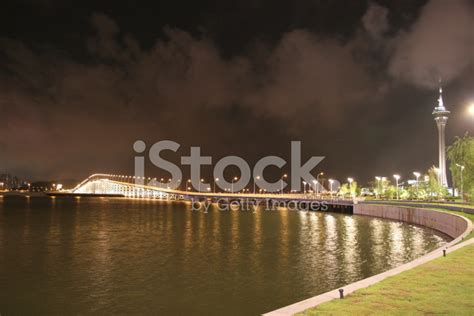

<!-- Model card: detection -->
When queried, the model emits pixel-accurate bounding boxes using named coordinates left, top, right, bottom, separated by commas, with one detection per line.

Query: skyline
left=0, top=0, right=473, bottom=183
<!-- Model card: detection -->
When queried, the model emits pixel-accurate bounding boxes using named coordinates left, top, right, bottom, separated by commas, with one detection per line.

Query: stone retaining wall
left=354, top=204, right=468, bottom=239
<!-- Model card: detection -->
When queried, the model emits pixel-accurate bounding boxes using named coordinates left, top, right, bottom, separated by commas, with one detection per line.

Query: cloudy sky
left=0, top=0, right=473, bottom=184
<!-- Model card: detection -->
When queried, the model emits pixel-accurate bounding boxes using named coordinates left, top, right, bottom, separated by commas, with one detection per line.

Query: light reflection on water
left=0, top=197, right=449, bottom=315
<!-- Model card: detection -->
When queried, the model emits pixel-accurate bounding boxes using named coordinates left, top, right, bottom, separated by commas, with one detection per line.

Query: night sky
left=0, top=0, right=473, bottom=184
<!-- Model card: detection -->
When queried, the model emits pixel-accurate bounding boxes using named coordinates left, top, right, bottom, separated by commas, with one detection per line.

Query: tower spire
left=437, top=78, right=445, bottom=110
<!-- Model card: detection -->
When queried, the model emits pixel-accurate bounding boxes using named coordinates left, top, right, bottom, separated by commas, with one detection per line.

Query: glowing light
left=468, top=103, right=474, bottom=115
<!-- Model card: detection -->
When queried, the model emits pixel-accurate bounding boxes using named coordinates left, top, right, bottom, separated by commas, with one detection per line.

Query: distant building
left=0, top=174, right=28, bottom=190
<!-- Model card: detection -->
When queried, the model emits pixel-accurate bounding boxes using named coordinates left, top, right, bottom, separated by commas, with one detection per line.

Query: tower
left=432, top=85, right=450, bottom=187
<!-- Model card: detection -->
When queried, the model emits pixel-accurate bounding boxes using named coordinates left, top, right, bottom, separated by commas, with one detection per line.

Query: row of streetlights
left=179, top=173, right=333, bottom=194
left=374, top=167, right=466, bottom=201
left=375, top=174, right=406, bottom=200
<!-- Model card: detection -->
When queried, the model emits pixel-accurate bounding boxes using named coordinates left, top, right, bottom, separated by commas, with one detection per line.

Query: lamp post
left=393, top=174, right=400, bottom=200
left=232, top=177, right=238, bottom=193
left=375, top=176, right=381, bottom=199
left=413, top=172, right=420, bottom=199
left=254, top=176, right=260, bottom=194
left=302, top=181, right=307, bottom=194
left=199, top=178, right=204, bottom=192
left=214, top=178, right=219, bottom=193
left=281, top=174, right=287, bottom=194
left=316, top=172, right=324, bottom=194
left=347, top=178, right=354, bottom=199
left=312, top=180, right=317, bottom=196
left=456, top=164, right=465, bottom=202
left=329, top=179, right=334, bottom=198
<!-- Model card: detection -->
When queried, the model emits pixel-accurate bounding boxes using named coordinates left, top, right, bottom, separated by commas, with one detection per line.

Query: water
left=0, top=197, right=449, bottom=315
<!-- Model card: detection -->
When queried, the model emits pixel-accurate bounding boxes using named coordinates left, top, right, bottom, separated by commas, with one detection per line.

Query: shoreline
left=264, top=204, right=473, bottom=315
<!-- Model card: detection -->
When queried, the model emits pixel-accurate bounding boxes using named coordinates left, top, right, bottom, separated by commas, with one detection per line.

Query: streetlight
left=456, top=164, right=465, bottom=202
left=199, top=178, right=204, bottom=192
left=281, top=174, right=287, bottom=194
left=232, top=176, right=238, bottom=193
left=393, top=174, right=400, bottom=200
left=413, top=172, right=420, bottom=199
left=329, top=179, right=334, bottom=198
left=254, top=175, right=260, bottom=194
left=375, top=176, right=381, bottom=199
left=214, top=178, right=219, bottom=193
left=347, top=178, right=354, bottom=199
left=312, top=180, right=317, bottom=195
left=186, top=179, right=191, bottom=192
left=302, top=181, right=307, bottom=194
left=316, top=172, right=324, bottom=194
left=468, top=103, right=474, bottom=116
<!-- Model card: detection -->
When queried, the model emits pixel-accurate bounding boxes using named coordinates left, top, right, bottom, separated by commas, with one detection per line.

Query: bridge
left=56, top=173, right=356, bottom=212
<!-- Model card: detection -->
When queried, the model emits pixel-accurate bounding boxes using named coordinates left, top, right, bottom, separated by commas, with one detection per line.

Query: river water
left=0, top=196, right=449, bottom=315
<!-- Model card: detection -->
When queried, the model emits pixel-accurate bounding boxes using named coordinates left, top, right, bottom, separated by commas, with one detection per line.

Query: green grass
left=299, top=243, right=474, bottom=316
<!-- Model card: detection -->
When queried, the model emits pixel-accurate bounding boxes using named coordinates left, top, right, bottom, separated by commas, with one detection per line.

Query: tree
left=338, top=181, right=359, bottom=198
left=447, top=134, right=474, bottom=201
left=426, top=166, right=448, bottom=199
left=339, top=183, right=350, bottom=198
left=386, top=185, right=397, bottom=199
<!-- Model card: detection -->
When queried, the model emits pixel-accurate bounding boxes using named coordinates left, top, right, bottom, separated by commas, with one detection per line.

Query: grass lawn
left=299, top=238, right=474, bottom=316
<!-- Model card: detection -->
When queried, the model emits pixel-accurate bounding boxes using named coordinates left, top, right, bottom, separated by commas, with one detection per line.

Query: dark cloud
left=362, top=2, right=389, bottom=39
left=389, top=0, right=474, bottom=88
left=1, top=0, right=473, bottom=183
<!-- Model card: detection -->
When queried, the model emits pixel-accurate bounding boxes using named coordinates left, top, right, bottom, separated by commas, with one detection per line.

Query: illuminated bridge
left=60, top=173, right=355, bottom=212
